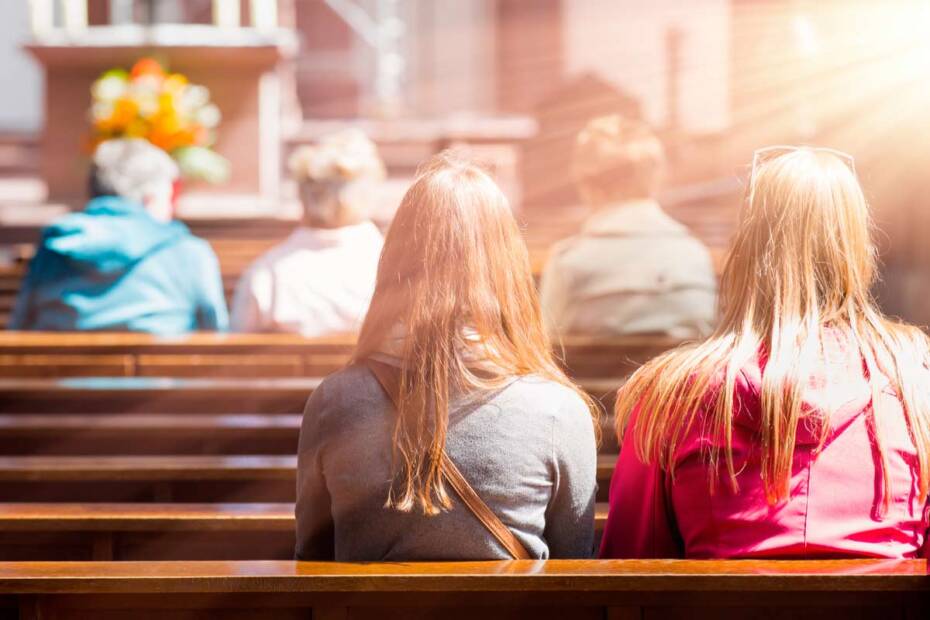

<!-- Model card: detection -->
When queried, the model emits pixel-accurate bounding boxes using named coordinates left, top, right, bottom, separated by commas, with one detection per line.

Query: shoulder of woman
left=306, top=363, right=386, bottom=416
left=510, top=375, right=592, bottom=419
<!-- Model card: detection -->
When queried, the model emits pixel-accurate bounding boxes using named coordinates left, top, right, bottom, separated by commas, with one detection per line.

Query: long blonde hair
left=356, top=151, right=599, bottom=515
left=616, top=147, right=930, bottom=509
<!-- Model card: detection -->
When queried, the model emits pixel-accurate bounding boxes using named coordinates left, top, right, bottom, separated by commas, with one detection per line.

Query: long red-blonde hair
left=616, top=148, right=930, bottom=511
left=355, top=151, right=599, bottom=515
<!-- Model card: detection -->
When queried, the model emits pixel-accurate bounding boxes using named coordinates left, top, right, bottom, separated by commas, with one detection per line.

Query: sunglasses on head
left=748, top=145, right=856, bottom=200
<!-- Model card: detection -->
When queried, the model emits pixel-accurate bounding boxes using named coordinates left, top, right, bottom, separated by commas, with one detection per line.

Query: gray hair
left=92, top=139, right=179, bottom=204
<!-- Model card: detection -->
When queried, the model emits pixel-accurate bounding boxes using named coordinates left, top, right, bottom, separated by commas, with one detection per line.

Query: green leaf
left=171, top=146, right=231, bottom=185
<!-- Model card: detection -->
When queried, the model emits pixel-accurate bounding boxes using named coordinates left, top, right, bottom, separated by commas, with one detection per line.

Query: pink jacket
left=599, top=341, right=930, bottom=559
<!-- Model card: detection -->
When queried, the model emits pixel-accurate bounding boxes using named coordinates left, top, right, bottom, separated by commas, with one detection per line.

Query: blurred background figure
left=9, top=138, right=228, bottom=334
left=540, top=115, right=716, bottom=339
left=230, top=129, right=385, bottom=336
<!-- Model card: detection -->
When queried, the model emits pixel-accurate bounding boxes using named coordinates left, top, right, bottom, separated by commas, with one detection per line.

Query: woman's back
left=601, top=331, right=929, bottom=559
left=295, top=364, right=597, bottom=560
left=601, top=146, right=930, bottom=560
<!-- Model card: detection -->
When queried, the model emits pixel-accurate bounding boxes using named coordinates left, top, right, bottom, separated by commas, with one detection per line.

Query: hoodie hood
left=41, top=196, right=191, bottom=274
left=732, top=329, right=883, bottom=447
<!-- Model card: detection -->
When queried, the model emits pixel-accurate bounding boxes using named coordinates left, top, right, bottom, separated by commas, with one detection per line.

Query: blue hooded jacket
left=9, top=196, right=229, bottom=334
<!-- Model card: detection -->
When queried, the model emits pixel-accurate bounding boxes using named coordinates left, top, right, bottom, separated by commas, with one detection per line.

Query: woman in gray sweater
left=295, top=152, right=599, bottom=561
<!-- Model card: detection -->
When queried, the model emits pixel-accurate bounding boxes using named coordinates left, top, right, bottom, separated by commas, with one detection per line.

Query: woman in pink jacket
left=600, top=146, right=930, bottom=559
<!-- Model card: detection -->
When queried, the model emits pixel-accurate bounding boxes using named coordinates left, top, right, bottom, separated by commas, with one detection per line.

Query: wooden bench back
left=0, top=332, right=682, bottom=379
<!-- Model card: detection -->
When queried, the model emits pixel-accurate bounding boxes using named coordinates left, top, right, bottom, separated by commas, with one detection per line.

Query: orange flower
left=130, top=58, right=166, bottom=80
left=96, top=97, right=139, bottom=133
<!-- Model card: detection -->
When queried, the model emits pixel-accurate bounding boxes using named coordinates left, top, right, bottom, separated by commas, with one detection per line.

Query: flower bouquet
left=88, top=58, right=230, bottom=184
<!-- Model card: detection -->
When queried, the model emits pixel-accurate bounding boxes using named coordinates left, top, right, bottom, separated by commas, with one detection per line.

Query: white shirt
left=230, top=222, right=383, bottom=336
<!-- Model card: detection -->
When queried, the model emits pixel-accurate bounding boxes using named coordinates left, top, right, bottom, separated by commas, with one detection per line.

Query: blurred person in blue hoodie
left=9, top=139, right=229, bottom=333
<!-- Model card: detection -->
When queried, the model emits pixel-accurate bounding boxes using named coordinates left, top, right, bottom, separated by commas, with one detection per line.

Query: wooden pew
left=0, top=377, right=325, bottom=414
left=0, top=503, right=294, bottom=561
left=0, top=332, right=682, bottom=379
left=0, top=455, right=297, bottom=503
left=0, top=503, right=611, bottom=561
left=0, top=241, right=624, bottom=331
left=0, top=244, right=728, bottom=331
left=0, top=376, right=621, bottom=415
left=0, top=413, right=619, bottom=456
left=0, top=188, right=736, bottom=331
left=0, top=414, right=621, bottom=456
left=0, top=332, right=359, bottom=378
left=0, top=559, right=925, bottom=619
left=0, top=454, right=618, bottom=502
left=0, top=414, right=302, bottom=456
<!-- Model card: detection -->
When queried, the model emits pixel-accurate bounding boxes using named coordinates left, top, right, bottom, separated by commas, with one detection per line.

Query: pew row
left=0, top=503, right=610, bottom=561
left=0, top=413, right=621, bottom=455
left=0, top=414, right=302, bottom=456
left=0, top=377, right=622, bottom=414
left=0, top=454, right=618, bottom=502
left=0, top=199, right=733, bottom=331
left=0, top=332, right=683, bottom=379
left=0, top=559, right=925, bottom=619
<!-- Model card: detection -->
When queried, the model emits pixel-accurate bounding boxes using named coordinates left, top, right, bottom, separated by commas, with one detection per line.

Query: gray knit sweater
left=295, top=364, right=597, bottom=560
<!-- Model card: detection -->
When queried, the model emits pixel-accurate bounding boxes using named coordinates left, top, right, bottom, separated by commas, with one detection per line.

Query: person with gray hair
left=10, top=138, right=228, bottom=333
left=231, top=129, right=385, bottom=335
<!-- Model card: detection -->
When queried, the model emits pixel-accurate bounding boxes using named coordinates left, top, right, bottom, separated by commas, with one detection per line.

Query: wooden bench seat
left=0, top=412, right=621, bottom=455
left=0, top=503, right=294, bottom=562
left=0, top=414, right=302, bottom=455
left=0, top=332, right=359, bottom=378
left=0, top=454, right=618, bottom=502
left=0, top=502, right=611, bottom=561
left=0, top=413, right=619, bottom=456
left=0, top=377, right=326, bottom=414
left=0, top=454, right=296, bottom=503
left=0, top=331, right=681, bottom=379
left=0, top=376, right=622, bottom=414
left=0, top=559, right=924, bottom=619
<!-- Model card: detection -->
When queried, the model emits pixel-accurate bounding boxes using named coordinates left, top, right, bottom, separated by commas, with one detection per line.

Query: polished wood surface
left=0, top=376, right=621, bottom=414
left=0, top=331, right=680, bottom=379
left=0, top=502, right=607, bottom=533
left=0, top=503, right=294, bottom=531
left=0, top=504, right=298, bottom=560
left=0, top=376, right=325, bottom=414
left=0, top=502, right=609, bottom=561
left=0, top=455, right=296, bottom=482
left=0, top=414, right=302, bottom=455
left=0, top=454, right=615, bottom=482
left=0, top=454, right=617, bottom=502
left=1, top=559, right=925, bottom=590
left=0, top=331, right=359, bottom=349
left=0, top=559, right=924, bottom=620
left=0, top=413, right=619, bottom=455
